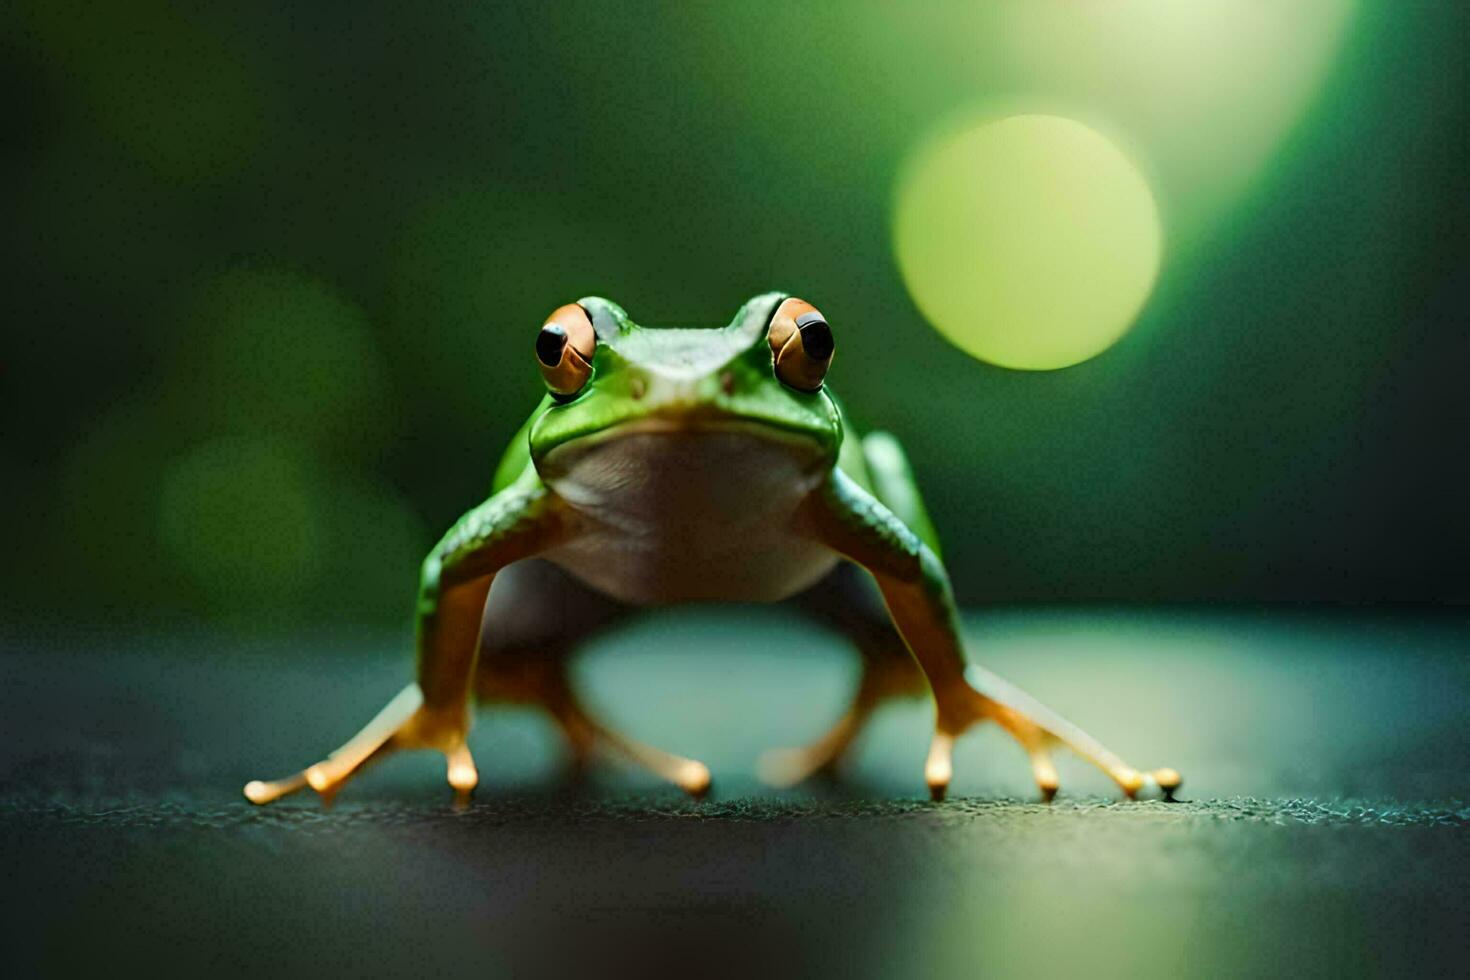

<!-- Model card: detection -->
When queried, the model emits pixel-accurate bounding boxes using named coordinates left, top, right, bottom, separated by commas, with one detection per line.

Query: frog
left=245, top=293, right=1181, bottom=806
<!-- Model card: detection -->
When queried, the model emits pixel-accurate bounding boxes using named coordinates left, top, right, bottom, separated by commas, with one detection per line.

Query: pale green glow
left=893, top=115, right=1161, bottom=371
left=989, top=0, right=1356, bottom=234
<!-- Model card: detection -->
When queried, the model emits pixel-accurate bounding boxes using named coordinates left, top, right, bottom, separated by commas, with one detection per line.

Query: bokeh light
left=168, top=267, right=392, bottom=456
left=893, top=114, right=1162, bottom=371
left=146, top=265, right=434, bottom=624
left=991, top=0, right=1356, bottom=236
left=158, top=437, right=326, bottom=620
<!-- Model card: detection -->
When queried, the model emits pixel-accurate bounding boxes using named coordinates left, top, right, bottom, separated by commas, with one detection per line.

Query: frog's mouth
left=542, top=404, right=829, bottom=458
left=536, top=413, right=833, bottom=489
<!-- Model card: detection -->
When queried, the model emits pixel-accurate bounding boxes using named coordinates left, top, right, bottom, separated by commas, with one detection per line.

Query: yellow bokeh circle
left=894, top=114, right=1162, bottom=370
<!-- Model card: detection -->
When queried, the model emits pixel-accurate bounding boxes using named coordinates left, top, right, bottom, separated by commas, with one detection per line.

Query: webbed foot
left=245, top=683, right=478, bottom=806
left=923, top=664, right=1182, bottom=804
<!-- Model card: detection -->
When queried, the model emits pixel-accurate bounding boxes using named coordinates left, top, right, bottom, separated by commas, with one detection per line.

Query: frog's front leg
left=244, top=477, right=578, bottom=806
left=796, top=470, right=1182, bottom=803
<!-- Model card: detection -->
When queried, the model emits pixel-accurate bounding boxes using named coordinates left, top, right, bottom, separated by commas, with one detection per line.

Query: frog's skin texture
left=245, top=294, right=1180, bottom=806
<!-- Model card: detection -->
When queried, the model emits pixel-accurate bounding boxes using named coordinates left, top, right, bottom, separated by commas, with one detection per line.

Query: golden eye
left=536, top=303, right=597, bottom=397
left=767, top=297, right=834, bottom=391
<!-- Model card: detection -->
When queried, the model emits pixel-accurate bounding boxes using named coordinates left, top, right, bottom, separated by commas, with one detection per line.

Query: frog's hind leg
left=475, top=649, right=712, bottom=797
left=755, top=643, right=921, bottom=787
left=758, top=563, right=927, bottom=787
left=473, top=559, right=712, bottom=797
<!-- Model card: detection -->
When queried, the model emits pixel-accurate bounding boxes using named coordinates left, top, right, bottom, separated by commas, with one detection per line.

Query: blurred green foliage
left=2, top=1, right=1465, bottom=632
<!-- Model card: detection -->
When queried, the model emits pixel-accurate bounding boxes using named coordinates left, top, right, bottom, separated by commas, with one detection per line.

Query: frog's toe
left=1109, top=766, right=1184, bottom=801
left=242, top=760, right=361, bottom=807
left=925, top=732, right=955, bottom=802
left=1156, top=767, right=1183, bottom=800
left=539, top=689, right=710, bottom=797
left=1136, top=767, right=1183, bottom=802
left=562, top=710, right=711, bottom=798
left=446, top=742, right=480, bottom=805
left=1028, top=747, right=1060, bottom=803
left=625, top=748, right=710, bottom=798
left=243, top=771, right=310, bottom=805
left=954, top=665, right=1184, bottom=803
left=243, top=763, right=347, bottom=806
left=678, top=761, right=713, bottom=799
left=245, top=683, right=476, bottom=807
left=923, top=729, right=1061, bottom=804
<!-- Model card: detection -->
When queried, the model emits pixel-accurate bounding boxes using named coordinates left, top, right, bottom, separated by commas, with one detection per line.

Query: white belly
left=539, top=425, right=839, bottom=605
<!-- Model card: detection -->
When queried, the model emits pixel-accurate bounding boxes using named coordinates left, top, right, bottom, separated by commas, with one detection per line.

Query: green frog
left=245, top=294, right=1180, bottom=805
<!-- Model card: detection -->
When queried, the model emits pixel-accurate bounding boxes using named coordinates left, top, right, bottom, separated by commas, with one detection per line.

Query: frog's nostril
left=630, top=377, right=647, bottom=400
left=720, top=371, right=736, bottom=396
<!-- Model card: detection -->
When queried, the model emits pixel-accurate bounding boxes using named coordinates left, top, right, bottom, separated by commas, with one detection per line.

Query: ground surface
left=2, top=606, right=1467, bottom=978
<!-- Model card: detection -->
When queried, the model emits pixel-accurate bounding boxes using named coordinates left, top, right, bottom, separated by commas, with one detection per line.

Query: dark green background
left=3, top=1, right=1465, bottom=633
left=3, top=7, right=1468, bottom=977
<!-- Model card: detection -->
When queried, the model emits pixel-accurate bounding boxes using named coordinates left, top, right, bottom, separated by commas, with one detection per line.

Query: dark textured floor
left=2, top=607, right=1467, bottom=978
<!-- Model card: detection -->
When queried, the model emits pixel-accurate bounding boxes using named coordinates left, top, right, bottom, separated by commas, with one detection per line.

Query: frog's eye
left=767, top=297, right=834, bottom=392
left=536, top=303, right=597, bottom=398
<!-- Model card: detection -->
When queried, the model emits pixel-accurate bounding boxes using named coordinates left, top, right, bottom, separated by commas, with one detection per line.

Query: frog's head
left=527, top=292, right=842, bottom=483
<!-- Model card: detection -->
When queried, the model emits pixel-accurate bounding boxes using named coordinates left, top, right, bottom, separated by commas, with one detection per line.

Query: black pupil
left=795, top=313, right=834, bottom=361
left=536, top=324, right=568, bottom=366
